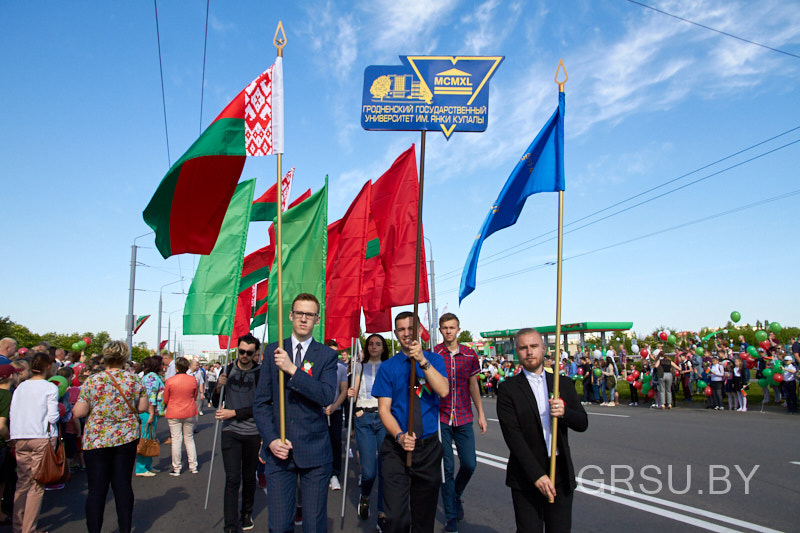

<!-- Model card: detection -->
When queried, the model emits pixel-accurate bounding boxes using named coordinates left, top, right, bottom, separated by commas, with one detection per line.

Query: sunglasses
left=239, top=349, right=256, bottom=356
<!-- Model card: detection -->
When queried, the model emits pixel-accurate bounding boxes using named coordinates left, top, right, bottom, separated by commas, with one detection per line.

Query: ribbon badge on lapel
left=302, top=361, right=314, bottom=376
left=415, top=377, right=432, bottom=398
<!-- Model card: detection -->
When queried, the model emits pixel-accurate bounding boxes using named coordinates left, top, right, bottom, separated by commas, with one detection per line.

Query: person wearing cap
left=782, top=355, right=797, bottom=413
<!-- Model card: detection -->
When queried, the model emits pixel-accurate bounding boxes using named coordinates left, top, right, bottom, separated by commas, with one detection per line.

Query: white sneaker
left=136, top=471, right=156, bottom=477
left=741, top=408, right=747, bottom=412
left=329, top=476, right=341, bottom=490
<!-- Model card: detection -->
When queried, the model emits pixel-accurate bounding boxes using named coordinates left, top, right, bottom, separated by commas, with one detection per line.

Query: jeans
left=593, top=379, right=607, bottom=403
left=84, top=440, right=138, bottom=533
left=354, top=410, right=386, bottom=512
left=221, top=431, right=260, bottom=529
left=135, top=412, right=159, bottom=473
left=440, top=422, right=476, bottom=522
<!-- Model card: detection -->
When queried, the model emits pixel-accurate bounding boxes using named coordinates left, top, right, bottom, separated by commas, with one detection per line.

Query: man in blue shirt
left=372, top=311, right=449, bottom=533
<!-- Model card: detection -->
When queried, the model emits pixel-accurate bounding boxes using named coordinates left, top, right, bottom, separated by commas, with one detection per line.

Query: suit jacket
left=497, top=370, right=588, bottom=493
left=253, top=338, right=338, bottom=469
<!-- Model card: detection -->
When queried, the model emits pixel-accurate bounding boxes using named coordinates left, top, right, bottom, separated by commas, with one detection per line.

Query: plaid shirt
left=435, top=343, right=480, bottom=426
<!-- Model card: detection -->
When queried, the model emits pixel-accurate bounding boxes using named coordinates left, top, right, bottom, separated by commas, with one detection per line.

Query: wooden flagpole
left=407, top=130, right=426, bottom=466
left=548, top=59, right=568, bottom=502
left=204, top=326, right=235, bottom=508
left=273, top=21, right=287, bottom=443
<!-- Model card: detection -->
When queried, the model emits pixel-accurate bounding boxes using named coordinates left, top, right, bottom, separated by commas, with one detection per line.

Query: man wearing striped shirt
left=434, top=313, right=487, bottom=533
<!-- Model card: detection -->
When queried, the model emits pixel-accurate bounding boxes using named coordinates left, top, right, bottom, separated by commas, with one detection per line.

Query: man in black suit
left=497, top=328, right=588, bottom=532
left=253, top=293, right=338, bottom=532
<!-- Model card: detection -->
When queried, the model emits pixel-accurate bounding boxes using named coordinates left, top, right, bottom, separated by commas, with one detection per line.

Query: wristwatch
left=421, top=360, right=431, bottom=371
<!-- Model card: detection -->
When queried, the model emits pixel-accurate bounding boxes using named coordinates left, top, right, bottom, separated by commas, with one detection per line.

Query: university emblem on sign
left=361, top=55, right=504, bottom=139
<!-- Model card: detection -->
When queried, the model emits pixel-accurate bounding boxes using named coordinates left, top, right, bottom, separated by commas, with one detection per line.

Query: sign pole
left=548, top=60, right=568, bottom=502
left=273, top=21, right=287, bottom=443
left=407, top=130, right=426, bottom=467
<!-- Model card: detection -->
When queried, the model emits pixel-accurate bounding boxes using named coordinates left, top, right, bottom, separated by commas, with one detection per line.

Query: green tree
left=0, top=316, right=14, bottom=339
left=131, top=342, right=150, bottom=362
left=458, top=330, right=473, bottom=343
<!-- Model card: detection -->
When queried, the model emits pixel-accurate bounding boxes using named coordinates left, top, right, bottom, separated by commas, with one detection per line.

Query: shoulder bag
left=34, top=423, right=69, bottom=485
left=106, top=371, right=159, bottom=457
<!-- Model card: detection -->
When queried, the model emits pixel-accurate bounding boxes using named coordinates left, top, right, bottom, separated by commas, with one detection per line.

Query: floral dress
left=142, top=372, right=166, bottom=416
left=78, top=369, right=145, bottom=451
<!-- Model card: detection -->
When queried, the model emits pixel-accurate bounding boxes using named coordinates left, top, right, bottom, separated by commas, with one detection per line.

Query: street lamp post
left=157, top=279, right=185, bottom=352
left=126, top=232, right=153, bottom=355
left=424, top=237, right=437, bottom=346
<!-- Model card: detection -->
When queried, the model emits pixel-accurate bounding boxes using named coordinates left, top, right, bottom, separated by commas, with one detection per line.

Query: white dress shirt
left=291, top=336, right=313, bottom=367
left=522, top=367, right=554, bottom=457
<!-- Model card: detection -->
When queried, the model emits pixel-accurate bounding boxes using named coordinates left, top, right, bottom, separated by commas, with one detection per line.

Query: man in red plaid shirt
left=434, top=313, right=487, bottom=533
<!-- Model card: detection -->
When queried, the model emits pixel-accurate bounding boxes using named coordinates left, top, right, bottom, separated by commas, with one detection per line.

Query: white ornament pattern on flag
left=245, top=65, right=274, bottom=156
left=280, top=167, right=295, bottom=211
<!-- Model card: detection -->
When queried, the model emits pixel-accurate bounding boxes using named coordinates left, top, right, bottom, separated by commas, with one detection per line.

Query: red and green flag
left=251, top=167, right=295, bottom=221
left=133, top=315, right=150, bottom=335
left=183, top=179, right=256, bottom=335
left=143, top=59, right=283, bottom=259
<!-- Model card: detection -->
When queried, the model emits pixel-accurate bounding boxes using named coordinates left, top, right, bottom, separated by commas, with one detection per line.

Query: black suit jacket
left=497, top=370, right=588, bottom=493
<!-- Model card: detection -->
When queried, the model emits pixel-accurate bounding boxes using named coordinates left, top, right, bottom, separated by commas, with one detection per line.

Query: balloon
left=478, top=373, right=486, bottom=380
left=575, top=374, right=584, bottom=381
left=48, top=376, right=69, bottom=398
left=745, top=360, right=756, bottom=370
left=634, top=380, right=643, bottom=390
left=659, top=332, right=668, bottom=341
left=641, top=383, right=651, bottom=394
left=18, top=347, right=28, bottom=355
left=762, top=368, right=774, bottom=379
left=641, top=349, right=649, bottom=357
left=759, top=340, right=770, bottom=351
left=77, top=340, right=87, bottom=350
left=643, top=373, right=652, bottom=383
left=497, top=369, right=505, bottom=377
left=626, top=374, right=635, bottom=382
left=632, top=370, right=640, bottom=380
left=646, top=389, right=655, bottom=399
left=769, top=322, right=782, bottom=334
left=704, top=386, right=712, bottom=397
left=593, top=350, right=602, bottom=358
left=747, top=346, right=758, bottom=358
left=82, top=336, right=92, bottom=345
left=499, top=377, right=505, bottom=383
left=572, top=375, right=579, bottom=381
left=593, top=368, right=602, bottom=377
left=696, top=380, right=707, bottom=390
left=72, top=342, right=81, bottom=351
left=696, top=347, right=705, bottom=356
left=758, top=377, right=770, bottom=388
left=773, top=373, right=784, bottom=384
left=631, top=344, right=640, bottom=354
left=755, top=331, right=768, bottom=343
left=577, top=368, right=585, bottom=376
left=667, top=334, right=677, bottom=345
left=723, top=330, right=728, bottom=335
left=730, top=311, right=741, bottom=323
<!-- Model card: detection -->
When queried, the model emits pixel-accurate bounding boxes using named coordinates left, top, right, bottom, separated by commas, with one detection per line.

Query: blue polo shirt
left=372, top=350, right=447, bottom=439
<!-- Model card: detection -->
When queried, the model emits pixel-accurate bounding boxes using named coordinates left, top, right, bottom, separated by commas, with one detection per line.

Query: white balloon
left=631, top=344, right=640, bottom=354
left=593, top=349, right=602, bottom=358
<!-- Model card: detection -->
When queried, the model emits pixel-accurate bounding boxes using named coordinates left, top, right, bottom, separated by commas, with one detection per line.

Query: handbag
left=33, top=424, right=69, bottom=485
left=137, top=425, right=160, bottom=457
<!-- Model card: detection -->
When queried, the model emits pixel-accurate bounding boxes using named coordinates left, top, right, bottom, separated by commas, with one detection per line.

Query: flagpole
left=274, top=21, right=287, bottom=443
left=407, top=130, right=426, bottom=467
left=205, top=328, right=234, bottom=508
left=341, top=337, right=358, bottom=527
left=548, top=59, right=568, bottom=503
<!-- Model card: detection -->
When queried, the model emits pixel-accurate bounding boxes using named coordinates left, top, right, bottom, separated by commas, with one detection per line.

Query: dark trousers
left=265, top=459, right=331, bottom=533
left=327, top=408, right=343, bottom=477
left=682, top=375, right=693, bottom=400
left=84, top=439, right=138, bottom=533
left=381, top=435, right=443, bottom=533
left=711, top=381, right=724, bottom=408
left=221, top=431, right=261, bottom=529
left=511, top=485, right=573, bottom=533
left=783, top=381, right=797, bottom=413
left=628, top=382, right=638, bottom=403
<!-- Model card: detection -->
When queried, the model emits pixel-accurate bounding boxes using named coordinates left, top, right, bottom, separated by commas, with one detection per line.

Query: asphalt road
left=30, top=399, right=799, bottom=532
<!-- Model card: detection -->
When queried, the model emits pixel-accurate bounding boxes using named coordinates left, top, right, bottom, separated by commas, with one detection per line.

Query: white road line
left=487, top=418, right=499, bottom=422
left=470, top=450, right=781, bottom=533
left=587, top=411, right=630, bottom=418
left=790, top=461, right=800, bottom=466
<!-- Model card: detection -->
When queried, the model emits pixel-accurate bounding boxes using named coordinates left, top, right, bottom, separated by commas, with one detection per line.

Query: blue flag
left=459, top=92, right=565, bottom=303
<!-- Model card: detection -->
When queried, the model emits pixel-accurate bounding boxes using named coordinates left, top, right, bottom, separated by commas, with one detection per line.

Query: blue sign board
left=361, top=55, right=504, bottom=139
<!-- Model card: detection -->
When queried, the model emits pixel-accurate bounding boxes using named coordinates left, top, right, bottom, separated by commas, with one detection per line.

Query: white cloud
left=357, top=0, right=459, bottom=55
left=208, top=13, right=235, bottom=34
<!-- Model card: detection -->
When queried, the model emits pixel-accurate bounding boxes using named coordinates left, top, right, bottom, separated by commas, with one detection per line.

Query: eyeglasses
left=291, top=311, right=318, bottom=320
left=238, top=349, right=256, bottom=356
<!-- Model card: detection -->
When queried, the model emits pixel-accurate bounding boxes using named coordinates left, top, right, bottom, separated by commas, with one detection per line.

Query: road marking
left=487, top=418, right=499, bottom=422
left=790, top=461, right=800, bottom=466
left=587, top=411, right=630, bottom=418
left=470, top=449, right=781, bottom=533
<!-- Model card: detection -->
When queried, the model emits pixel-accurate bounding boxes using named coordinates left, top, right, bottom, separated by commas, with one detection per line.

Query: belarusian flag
left=133, top=315, right=150, bottom=334
left=240, top=243, right=275, bottom=293
left=143, top=59, right=283, bottom=259
left=250, top=281, right=269, bottom=329
left=251, top=167, right=295, bottom=221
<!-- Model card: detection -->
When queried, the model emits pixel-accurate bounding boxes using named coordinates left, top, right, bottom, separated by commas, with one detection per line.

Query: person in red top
left=434, top=313, right=487, bottom=533
left=163, top=357, right=199, bottom=476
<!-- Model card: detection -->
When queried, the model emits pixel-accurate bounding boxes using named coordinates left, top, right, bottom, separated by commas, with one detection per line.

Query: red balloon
left=659, top=332, right=668, bottom=341
left=83, top=336, right=92, bottom=346
left=745, top=360, right=756, bottom=370
left=647, top=389, right=656, bottom=399
left=632, top=370, right=640, bottom=380
left=641, top=349, right=649, bottom=357
left=634, top=380, right=643, bottom=390
left=18, top=347, right=28, bottom=355
left=626, top=374, right=635, bottom=382
left=759, top=340, right=770, bottom=350
left=704, top=386, right=712, bottom=397
left=773, top=374, right=784, bottom=383
left=577, top=368, right=584, bottom=376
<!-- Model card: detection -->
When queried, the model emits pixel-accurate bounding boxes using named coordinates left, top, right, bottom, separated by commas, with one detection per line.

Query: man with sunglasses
left=254, top=293, right=338, bottom=533
left=214, top=334, right=262, bottom=533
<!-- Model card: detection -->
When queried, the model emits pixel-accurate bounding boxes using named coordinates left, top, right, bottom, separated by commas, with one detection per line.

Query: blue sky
left=2, top=1, right=799, bottom=354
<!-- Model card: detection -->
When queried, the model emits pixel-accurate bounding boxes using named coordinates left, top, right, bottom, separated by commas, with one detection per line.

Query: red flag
left=217, top=286, right=253, bottom=349
left=240, top=243, right=275, bottom=292
left=251, top=167, right=295, bottom=221
left=326, top=181, right=370, bottom=344
left=420, top=323, right=431, bottom=343
left=158, top=340, right=169, bottom=351
left=363, top=209, right=392, bottom=332
left=370, top=145, right=429, bottom=309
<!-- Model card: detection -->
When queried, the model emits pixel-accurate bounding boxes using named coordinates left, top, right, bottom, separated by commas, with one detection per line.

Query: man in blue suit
left=253, top=293, right=338, bottom=532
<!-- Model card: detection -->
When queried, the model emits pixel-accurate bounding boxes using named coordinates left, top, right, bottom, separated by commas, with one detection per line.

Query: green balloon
left=746, top=346, right=758, bottom=357
left=72, top=342, right=81, bottom=351
left=770, top=322, right=782, bottom=334
left=730, top=311, right=741, bottom=323
left=593, top=368, right=602, bottom=377
left=773, top=362, right=783, bottom=372
left=497, top=369, right=505, bottom=377
left=696, top=380, right=707, bottom=390
left=577, top=374, right=584, bottom=381
left=48, top=376, right=69, bottom=398
left=762, top=368, right=774, bottom=379
left=643, top=374, right=652, bottom=383
left=77, top=340, right=87, bottom=350
left=479, top=373, right=486, bottom=381
left=667, top=334, right=677, bottom=345
left=641, top=384, right=651, bottom=395
left=696, top=347, right=705, bottom=356
left=755, top=331, right=768, bottom=343
left=758, top=378, right=769, bottom=388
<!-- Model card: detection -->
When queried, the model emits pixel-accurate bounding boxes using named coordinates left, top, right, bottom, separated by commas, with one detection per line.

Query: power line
left=626, top=0, right=800, bottom=61
left=153, top=0, right=171, bottom=167
left=436, top=126, right=800, bottom=282
left=439, top=187, right=800, bottom=295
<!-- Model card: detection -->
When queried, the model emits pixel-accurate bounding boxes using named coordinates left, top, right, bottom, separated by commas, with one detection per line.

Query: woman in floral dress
left=72, top=341, right=147, bottom=533
left=135, top=356, right=165, bottom=476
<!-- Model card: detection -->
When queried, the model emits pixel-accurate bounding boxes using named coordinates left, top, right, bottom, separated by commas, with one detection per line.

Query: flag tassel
left=548, top=59, right=568, bottom=503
